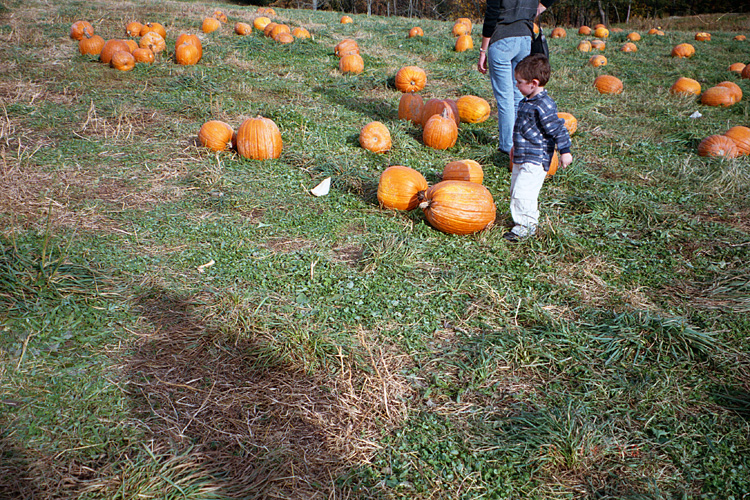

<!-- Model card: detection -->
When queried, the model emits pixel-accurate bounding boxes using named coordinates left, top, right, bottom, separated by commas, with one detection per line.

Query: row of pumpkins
left=698, top=126, right=750, bottom=158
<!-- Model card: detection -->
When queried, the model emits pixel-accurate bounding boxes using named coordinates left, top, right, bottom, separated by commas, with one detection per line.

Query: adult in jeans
left=478, top=0, right=556, bottom=155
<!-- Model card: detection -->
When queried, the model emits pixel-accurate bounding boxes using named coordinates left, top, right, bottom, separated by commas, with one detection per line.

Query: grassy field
left=0, top=0, right=749, bottom=498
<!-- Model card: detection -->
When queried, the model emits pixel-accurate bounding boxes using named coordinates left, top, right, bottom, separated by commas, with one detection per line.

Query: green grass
left=1, top=1, right=749, bottom=499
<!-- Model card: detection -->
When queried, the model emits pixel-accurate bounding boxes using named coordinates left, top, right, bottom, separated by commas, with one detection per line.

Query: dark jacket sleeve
left=482, top=0, right=558, bottom=39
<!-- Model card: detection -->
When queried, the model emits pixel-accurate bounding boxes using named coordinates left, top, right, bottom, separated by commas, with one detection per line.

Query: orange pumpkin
left=670, top=77, right=701, bottom=96
left=202, top=17, right=221, bottom=33
left=377, top=166, right=428, bottom=211
left=701, top=86, right=734, bottom=107
left=398, top=93, right=424, bottom=123
left=175, top=42, right=201, bottom=65
left=455, top=34, right=474, bottom=52
left=735, top=35, right=747, bottom=41
left=408, top=27, right=424, bottom=38
left=594, top=75, right=623, bottom=94
left=253, top=17, right=272, bottom=31
left=274, top=31, right=294, bottom=44
left=236, top=116, right=283, bottom=160
left=648, top=28, right=665, bottom=35
left=199, top=121, right=234, bottom=151
left=743, top=65, right=750, bottom=79
left=594, top=27, right=609, bottom=38
left=339, top=54, right=364, bottom=74
left=420, top=99, right=459, bottom=128
left=557, top=112, right=577, bottom=135
left=697, top=135, right=739, bottom=158
left=452, top=22, right=469, bottom=37
left=213, top=10, right=228, bottom=23
left=695, top=32, right=711, bottom=41
left=442, top=160, right=484, bottom=184
left=126, top=21, right=143, bottom=37
left=263, top=22, right=278, bottom=37
left=671, top=43, right=695, bottom=58
left=235, top=22, right=252, bottom=35
left=729, top=62, right=746, bottom=74
left=110, top=50, right=135, bottom=71
left=724, top=126, right=750, bottom=155
left=395, top=66, right=426, bottom=93
left=621, top=42, right=638, bottom=52
left=175, top=33, right=203, bottom=59
left=550, top=27, right=566, bottom=38
left=139, top=31, right=165, bottom=53
left=716, top=81, right=742, bottom=103
left=100, top=39, right=131, bottom=64
left=588, top=54, right=607, bottom=67
left=292, top=27, right=311, bottom=39
left=578, top=26, right=591, bottom=35
left=142, top=22, right=167, bottom=39
left=456, top=95, right=490, bottom=123
left=132, top=47, right=155, bottom=63
left=423, top=110, right=458, bottom=150
left=334, top=39, right=359, bottom=57
left=341, top=15, right=353, bottom=24
left=627, top=32, right=641, bottom=41
left=70, top=20, right=94, bottom=40
left=269, top=24, right=290, bottom=39
left=577, top=40, right=592, bottom=52
left=78, top=33, right=105, bottom=55
left=590, top=39, right=606, bottom=50
left=359, top=121, right=392, bottom=153
left=419, top=181, right=496, bottom=235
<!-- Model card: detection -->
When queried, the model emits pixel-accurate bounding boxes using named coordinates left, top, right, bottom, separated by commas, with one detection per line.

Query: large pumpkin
left=175, top=42, right=201, bottom=65
left=377, top=165, right=428, bottom=211
left=594, top=27, right=609, bottom=38
left=132, top=47, right=155, bottom=63
left=202, top=17, right=221, bottom=33
left=419, top=181, right=496, bottom=235
left=292, top=27, right=311, bottom=39
left=359, top=121, right=392, bottom=153
left=395, top=66, right=426, bottom=93
left=199, top=120, right=234, bottom=152
left=594, top=75, right=623, bottom=94
left=235, top=22, right=253, bottom=35
left=724, top=126, right=750, bottom=155
left=451, top=22, right=469, bottom=37
left=456, top=95, right=490, bottom=123
left=590, top=39, right=606, bottom=50
left=670, top=77, right=701, bottom=96
left=175, top=33, right=202, bottom=59
left=142, top=22, right=167, bottom=39
left=701, top=86, right=734, bottom=107
left=697, top=135, right=739, bottom=158
left=442, top=159, right=483, bottom=184
left=79, top=33, right=105, bottom=55
left=70, top=20, right=94, bottom=40
left=423, top=110, right=458, bottom=150
left=126, top=21, right=143, bottom=37
left=398, top=92, right=424, bottom=123
left=236, top=116, right=283, bottom=160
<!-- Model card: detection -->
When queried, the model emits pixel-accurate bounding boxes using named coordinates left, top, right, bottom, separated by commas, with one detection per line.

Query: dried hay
left=123, top=289, right=413, bottom=498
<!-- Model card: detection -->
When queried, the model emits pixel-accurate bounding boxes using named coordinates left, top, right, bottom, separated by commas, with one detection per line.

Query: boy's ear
left=531, top=78, right=541, bottom=87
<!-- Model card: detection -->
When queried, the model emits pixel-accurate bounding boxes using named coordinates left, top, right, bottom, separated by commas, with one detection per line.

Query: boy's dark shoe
left=503, top=231, right=520, bottom=242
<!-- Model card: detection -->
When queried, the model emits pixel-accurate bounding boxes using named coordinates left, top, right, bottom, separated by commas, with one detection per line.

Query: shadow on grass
left=0, top=434, right=36, bottom=500
left=125, top=288, right=388, bottom=499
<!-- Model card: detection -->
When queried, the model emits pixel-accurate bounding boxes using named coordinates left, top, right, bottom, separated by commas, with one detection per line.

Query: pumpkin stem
left=416, top=189, right=426, bottom=201
left=418, top=200, right=430, bottom=210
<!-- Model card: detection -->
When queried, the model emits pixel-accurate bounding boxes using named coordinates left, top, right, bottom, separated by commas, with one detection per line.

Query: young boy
left=505, top=53, right=572, bottom=241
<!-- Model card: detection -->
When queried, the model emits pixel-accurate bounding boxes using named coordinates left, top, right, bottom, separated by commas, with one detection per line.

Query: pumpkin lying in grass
left=132, top=47, right=155, bottom=63
left=670, top=77, right=701, bottom=96
left=79, top=32, right=105, bottom=55
left=395, top=66, right=426, bottom=93
left=724, top=126, right=750, bottom=155
left=202, top=17, right=221, bottom=33
left=550, top=27, right=566, bottom=38
left=594, top=75, right=623, bottom=94
left=578, top=26, right=591, bottom=35
left=621, top=42, right=637, bottom=52
left=420, top=99, right=459, bottom=127
left=110, top=51, right=135, bottom=71
left=627, top=32, right=641, bottom=41
left=199, top=120, right=234, bottom=152
left=423, top=110, right=458, bottom=150
left=455, top=34, right=473, bottom=52
left=236, top=116, right=282, bottom=160
left=557, top=112, right=577, bottom=135
left=419, top=181, right=496, bottom=235
left=334, top=39, right=359, bottom=57
left=70, top=21, right=94, bottom=40
left=701, top=86, right=734, bottom=107
left=359, top=121, right=392, bottom=153
left=398, top=93, right=423, bottom=123
left=588, top=55, right=607, bottom=67
left=456, top=95, right=490, bottom=124
left=377, top=165, right=428, bottom=211
left=126, top=21, right=143, bottom=37
left=697, top=135, right=738, bottom=158
left=254, top=17, right=271, bottom=31
left=671, top=43, right=695, bottom=58
left=339, top=54, right=364, bottom=74
left=716, top=81, right=742, bottom=103
left=100, top=39, right=131, bottom=64
left=341, top=15, right=353, bottom=24
left=408, top=27, right=424, bottom=38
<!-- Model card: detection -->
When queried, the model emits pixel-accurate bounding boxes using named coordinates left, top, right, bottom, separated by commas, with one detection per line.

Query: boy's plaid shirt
left=512, top=89, right=571, bottom=171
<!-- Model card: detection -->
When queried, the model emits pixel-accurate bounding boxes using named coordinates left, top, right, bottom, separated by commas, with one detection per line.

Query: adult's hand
left=478, top=51, right=488, bottom=74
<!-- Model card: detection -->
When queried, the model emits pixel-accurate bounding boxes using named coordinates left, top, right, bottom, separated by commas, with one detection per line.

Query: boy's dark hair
left=515, top=54, right=551, bottom=87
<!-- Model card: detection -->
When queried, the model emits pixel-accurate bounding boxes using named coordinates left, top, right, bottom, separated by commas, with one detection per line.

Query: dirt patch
left=332, top=243, right=362, bottom=264
left=264, top=236, right=314, bottom=253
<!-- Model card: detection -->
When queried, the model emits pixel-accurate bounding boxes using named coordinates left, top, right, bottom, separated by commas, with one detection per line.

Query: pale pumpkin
left=236, top=116, right=283, bottom=160
left=456, top=95, right=490, bottom=123
left=377, top=165, right=428, bottom=211
left=419, top=181, right=496, bottom=235
left=442, top=159, right=483, bottom=184
left=394, top=66, right=426, bottom=93
left=359, top=121, right=392, bottom=153
left=254, top=17, right=272, bottom=31
left=199, top=120, right=234, bottom=151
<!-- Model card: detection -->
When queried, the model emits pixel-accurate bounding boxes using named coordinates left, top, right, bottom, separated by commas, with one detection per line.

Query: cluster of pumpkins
left=402, top=16, right=473, bottom=53
left=377, top=164, right=496, bottom=235
left=697, top=126, right=750, bottom=159
left=334, top=39, right=364, bottom=74
left=224, top=7, right=312, bottom=43
left=70, top=16, right=204, bottom=69
left=198, top=116, right=283, bottom=160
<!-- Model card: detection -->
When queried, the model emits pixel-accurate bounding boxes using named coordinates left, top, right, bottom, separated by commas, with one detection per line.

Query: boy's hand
left=560, top=152, right=572, bottom=168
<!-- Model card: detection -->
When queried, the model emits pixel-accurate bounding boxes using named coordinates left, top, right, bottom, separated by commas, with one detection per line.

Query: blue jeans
left=487, top=36, right=531, bottom=153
